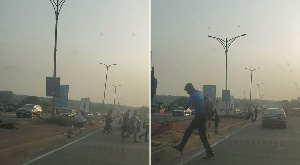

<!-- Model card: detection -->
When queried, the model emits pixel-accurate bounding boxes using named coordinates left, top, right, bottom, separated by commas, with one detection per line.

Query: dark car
left=262, top=108, right=286, bottom=129
left=60, top=108, right=76, bottom=118
left=16, top=104, right=42, bottom=118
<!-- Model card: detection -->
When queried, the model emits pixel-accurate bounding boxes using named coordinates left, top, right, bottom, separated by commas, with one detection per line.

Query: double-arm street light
left=49, top=0, right=66, bottom=118
left=256, top=83, right=263, bottom=99
left=245, top=67, right=259, bottom=104
left=100, top=63, right=116, bottom=104
left=208, top=34, right=246, bottom=109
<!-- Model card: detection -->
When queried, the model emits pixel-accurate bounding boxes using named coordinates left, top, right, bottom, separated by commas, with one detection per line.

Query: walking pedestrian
left=130, top=110, right=140, bottom=143
left=213, top=100, right=220, bottom=135
left=138, top=113, right=149, bottom=142
left=172, top=83, right=215, bottom=159
left=248, top=105, right=254, bottom=122
left=254, top=105, right=258, bottom=122
left=122, top=109, right=131, bottom=140
left=103, top=109, right=113, bottom=133
left=76, top=111, right=85, bottom=129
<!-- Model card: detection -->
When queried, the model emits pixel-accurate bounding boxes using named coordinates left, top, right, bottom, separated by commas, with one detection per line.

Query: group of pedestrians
left=121, top=109, right=149, bottom=143
left=74, top=108, right=149, bottom=144
left=244, top=104, right=259, bottom=122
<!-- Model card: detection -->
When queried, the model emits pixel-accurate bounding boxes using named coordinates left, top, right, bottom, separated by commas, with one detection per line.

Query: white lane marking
left=295, top=129, right=300, bottom=134
left=177, top=122, right=252, bottom=165
left=22, top=129, right=103, bottom=165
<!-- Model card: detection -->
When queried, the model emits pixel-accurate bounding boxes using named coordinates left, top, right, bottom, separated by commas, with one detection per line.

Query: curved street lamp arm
left=208, top=35, right=226, bottom=50
left=227, top=34, right=246, bottom=49
left=50, top=0, right=56, bottom=11
left=216, top=38, right=226, bottom=50
left=58, top=0, right=66, bottom=13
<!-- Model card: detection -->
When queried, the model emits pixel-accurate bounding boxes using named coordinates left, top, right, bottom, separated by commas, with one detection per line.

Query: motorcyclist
left=103, top=109, right=113, bottom=133
left=130, top=110, right=140, bottom=143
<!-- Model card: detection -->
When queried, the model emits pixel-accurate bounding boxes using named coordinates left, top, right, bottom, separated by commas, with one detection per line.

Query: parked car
left=172, top=107, right=192, bottom=116
left=262, top=108, right=286, bottom=129
left=16, top=104, right=42, bottom=118
left=60, top=108, right=76, bottom=118
left=235, top=108, right=242, bottom=114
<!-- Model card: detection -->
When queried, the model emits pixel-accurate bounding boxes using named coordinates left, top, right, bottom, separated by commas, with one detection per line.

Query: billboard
left=80, top=98, right=90, bottom=112
left=222, top=90, right=230, bottom=102
left=46, top=77, right=60, bottom=96
left=54, top=85, right=69, bottom=108
left=203, top=85, right=216, bottom=103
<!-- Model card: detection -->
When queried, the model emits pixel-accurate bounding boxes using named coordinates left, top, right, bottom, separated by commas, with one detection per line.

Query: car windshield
left=266, top=109, right=283, bottom=115
left=22, top=104, right=34, bottom=109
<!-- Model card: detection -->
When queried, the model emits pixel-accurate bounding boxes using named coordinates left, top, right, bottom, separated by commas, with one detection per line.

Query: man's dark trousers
left=178, top=114, right=213, bottom=154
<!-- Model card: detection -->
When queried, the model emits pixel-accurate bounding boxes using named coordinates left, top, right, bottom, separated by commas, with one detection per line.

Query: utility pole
left=100, top=63, right=116, bottom=104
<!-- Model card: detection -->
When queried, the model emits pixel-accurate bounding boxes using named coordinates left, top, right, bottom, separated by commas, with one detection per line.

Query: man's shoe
left=171, top=145, right=183, bottom=153
left=202, top=152, right=215, bottom=159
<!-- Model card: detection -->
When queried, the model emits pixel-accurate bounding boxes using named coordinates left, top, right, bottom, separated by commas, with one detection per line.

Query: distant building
left=203, top=85, right=216, bottom=103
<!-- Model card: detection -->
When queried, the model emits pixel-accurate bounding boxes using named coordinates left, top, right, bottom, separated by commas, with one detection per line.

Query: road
left=22, top=122, right=149, bottom=165
left=174, top=115, right=300, bottom=165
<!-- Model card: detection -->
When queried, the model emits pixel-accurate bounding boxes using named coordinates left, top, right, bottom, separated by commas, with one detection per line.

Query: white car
left=172, top=107, right=192, bottom=116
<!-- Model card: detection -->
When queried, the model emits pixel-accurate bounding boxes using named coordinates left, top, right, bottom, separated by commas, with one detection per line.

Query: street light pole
left=50, top=0, right=66, bottom=78
left=208, top=34, right=246, bottom=110
left=100, top=63, right=116, bottom=104
left=113, top=85, right=121, bottom=105
left=245, top=67, right=259, bottom=105
left=112, top=85, right=121, bottom=117
left=50, top=0, right=66, bottom=118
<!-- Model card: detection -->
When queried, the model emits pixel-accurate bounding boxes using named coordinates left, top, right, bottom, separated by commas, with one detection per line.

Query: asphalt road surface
left=23, top=123, right=149, bottom=165
left=176, top=116, right=300, bottom=165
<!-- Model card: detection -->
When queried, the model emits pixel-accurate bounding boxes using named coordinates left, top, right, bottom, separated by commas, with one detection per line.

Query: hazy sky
left=0, top=1, right=149, bottom=107
left=152, top=0, right=300, bottom=101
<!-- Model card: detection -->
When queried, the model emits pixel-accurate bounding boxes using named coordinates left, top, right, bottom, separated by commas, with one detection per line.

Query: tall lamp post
left=113, top=85, right=121, bottom=105
left=245, top=67, right=259, bottom=104
left=112, top=85, right=121, bottom=116
left=50, top=0, right=66, bottom=118
left=100, top=63, right=116, bottom=104
left=208, top=34, right=246, bottom=109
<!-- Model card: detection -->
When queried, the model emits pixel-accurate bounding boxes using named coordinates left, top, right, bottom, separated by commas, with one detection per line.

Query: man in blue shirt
left=172, top=83, right=215, bottom=159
